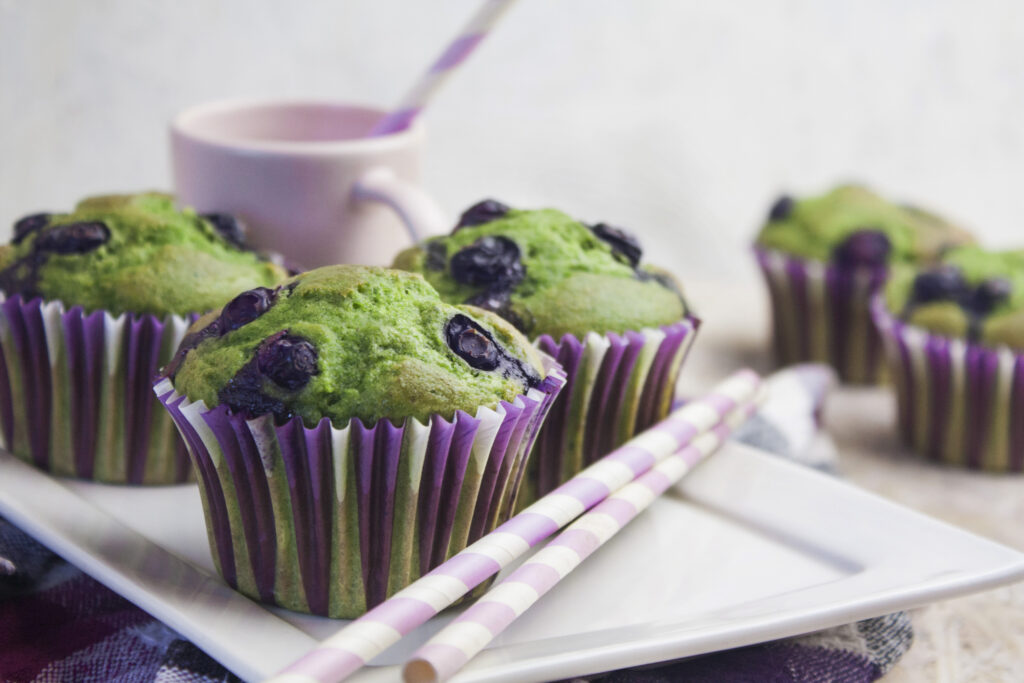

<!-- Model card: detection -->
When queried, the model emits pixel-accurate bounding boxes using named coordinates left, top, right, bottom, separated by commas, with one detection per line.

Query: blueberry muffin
left=884, top=247, right=1024, bottom=348
left=754, top=184, right=974, bottom=383
left=168, top=264, right=546, bottom=425
left=392, top=200, right=687, bottom=340
left=0, top=192, right=288, bottom=484
left=873, top=247, right=1024, bottom=471
left=0, top=192, right=286, bottom=316
left=155, top=265, right=566, bottom=617
left=393, top=200, right=699, bottom=504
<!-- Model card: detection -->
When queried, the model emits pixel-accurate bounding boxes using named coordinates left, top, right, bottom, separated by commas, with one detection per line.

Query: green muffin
left=884, top=246, right=1024, bottom=350
left=873, top=247, right=1024, bottom=471
left=393, top=200, right=698, bottom=506
left=169, top=264, right=546, bottom=426
left=755, top=184, right=973, bottom=266
left=0, top=192, right=287, bottom=316
left=392, top=201, right=687, bottom=340
left=154, top=264, right=566, bottom=617
left=0, top=192, right=289, bottom=484
left=753, top=184, right=975, bottom=384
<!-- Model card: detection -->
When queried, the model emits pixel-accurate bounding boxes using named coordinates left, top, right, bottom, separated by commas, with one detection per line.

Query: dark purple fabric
left=584, top=643, right=877, bottom=683
left=0, top=518, right=241, bottom=683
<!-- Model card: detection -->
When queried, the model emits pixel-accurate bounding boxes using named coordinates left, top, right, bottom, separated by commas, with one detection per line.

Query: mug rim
left=170, top=97, right=424, bottom=156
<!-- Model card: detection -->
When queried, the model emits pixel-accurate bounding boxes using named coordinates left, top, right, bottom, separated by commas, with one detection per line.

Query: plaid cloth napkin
left=0, top=365, right=912, bottom=683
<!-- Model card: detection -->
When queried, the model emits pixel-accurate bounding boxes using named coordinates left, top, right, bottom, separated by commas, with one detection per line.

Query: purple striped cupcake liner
left=0, top=294, right=194, bottom=484
left=754, top=246, right=888, bottom=384
left=152, top=361, right=566, bottom=618
left=871, top=297, right=1024, bottom=472
left=524, top=317, right=699, bottom=506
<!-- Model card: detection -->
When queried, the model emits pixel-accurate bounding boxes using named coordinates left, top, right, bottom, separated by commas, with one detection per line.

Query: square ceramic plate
left=1, top=441, right=1022, bottom=683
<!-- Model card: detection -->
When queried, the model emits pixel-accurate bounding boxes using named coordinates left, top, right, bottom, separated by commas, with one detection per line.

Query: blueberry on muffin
left=753, top=184, right=976, bottom=384
left=392, top=200, right=689, bottom=340
left=756, top=184, right=973, bottom=267
left=167, top=265, right=545, bottom=425
left=884, top=246, right=1024, bottom=348
left=0, top=192, right=289, bottom=484
left=874, top=246, right=1024, bottom=471
left=0, top=192, right=287, bottom=315
left=394, top=200, right=698, bottom=504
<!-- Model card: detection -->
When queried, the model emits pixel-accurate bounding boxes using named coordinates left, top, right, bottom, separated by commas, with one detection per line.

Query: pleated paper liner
left=754, top=246, right=888, bottom=384
left=523, top=317, right=699, bottom=506
left=0, top=294, right=194, bottom=484
left=153, top=361, right=566, bottom=618
left=872, top=297, right=1024, bottom=472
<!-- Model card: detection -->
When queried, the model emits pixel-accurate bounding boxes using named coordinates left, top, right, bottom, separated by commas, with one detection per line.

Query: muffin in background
left=0, top=192, right=288, bottom=484
left=393, top=200, right=699, bottom=505
left=754, top=184, right=974, bottom=383
left=873, top=246, right=1024, bottom=471
left=156, top=265, right=565, bottom=617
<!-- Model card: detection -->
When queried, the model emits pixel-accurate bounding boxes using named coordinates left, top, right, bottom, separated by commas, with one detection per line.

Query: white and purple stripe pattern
left=872, top=296, right=1024, bottom=471
left=404, top=406, right=756, bottom=683
left=754, top=246, right=888, bottom=384
left=369, top=0, right=518, bottom=136
left=267, top=369, right=761, bottom=683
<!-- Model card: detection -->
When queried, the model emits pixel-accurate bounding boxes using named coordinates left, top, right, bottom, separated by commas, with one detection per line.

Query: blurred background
left=1, top=0, right=1022, bottom=281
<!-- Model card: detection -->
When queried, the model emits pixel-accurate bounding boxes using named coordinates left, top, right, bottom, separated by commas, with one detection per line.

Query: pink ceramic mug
left=170, top=99, right=448, bottom=268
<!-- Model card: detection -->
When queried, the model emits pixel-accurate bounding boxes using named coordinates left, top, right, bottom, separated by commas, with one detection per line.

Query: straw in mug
left=370, top=0, right=520, bottom=136
left=267, top=369, right=761, bottom=683
left=404, top=397, right=763, bottom=683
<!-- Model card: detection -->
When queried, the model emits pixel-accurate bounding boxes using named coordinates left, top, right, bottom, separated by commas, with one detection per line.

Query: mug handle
left=352, top=167, right=449, bottom=244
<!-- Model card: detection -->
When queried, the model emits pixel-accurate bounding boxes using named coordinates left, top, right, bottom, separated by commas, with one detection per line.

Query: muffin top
left=168, top=265, right=546, bottom=426
left=755, top=184, right=974, bottom=267
left=884, top=246, right=1024, bottom=350
left=392, top=200, right=688, bottom=340
left=0, top=192, right=288, bottom=316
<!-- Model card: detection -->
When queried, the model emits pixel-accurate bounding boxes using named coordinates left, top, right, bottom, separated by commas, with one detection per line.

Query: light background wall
left=1, top=0, right=1022, bottom=282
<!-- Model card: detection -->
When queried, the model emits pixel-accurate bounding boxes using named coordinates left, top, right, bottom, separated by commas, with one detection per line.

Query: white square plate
left=1, top=441, right=1022, bottom=682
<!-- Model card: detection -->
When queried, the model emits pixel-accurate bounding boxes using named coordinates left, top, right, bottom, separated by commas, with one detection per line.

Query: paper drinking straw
left=267, top=369, right=761, bottom=683
left=369, top=0, right=519, bottom=136
left=404, top=395, right=763, bottom=683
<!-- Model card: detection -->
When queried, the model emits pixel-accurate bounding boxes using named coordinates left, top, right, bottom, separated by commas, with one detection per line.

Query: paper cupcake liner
left=872, top=297, right=1024, bottom=472
left=754, top=247, right=888, bottom=384
left=525, top=317, right=699, bottom=505
left=153, top=362, right=566, bottom=618
left=0, top=295, right=194, bottom=484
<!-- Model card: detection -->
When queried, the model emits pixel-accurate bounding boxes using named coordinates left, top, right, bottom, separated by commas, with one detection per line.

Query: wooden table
left=680, top=280, right=1024, bottom=681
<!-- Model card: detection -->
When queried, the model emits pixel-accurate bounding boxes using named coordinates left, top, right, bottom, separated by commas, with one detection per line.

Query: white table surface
left=680, top=279, right=1024, bottom=681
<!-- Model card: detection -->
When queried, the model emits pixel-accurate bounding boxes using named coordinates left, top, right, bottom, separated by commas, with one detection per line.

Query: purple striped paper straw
left=369, top=0, right=518, bottom=136
left=404, top=401, right=761, bottom=683
left=266, top=369, right=761, bottom=683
